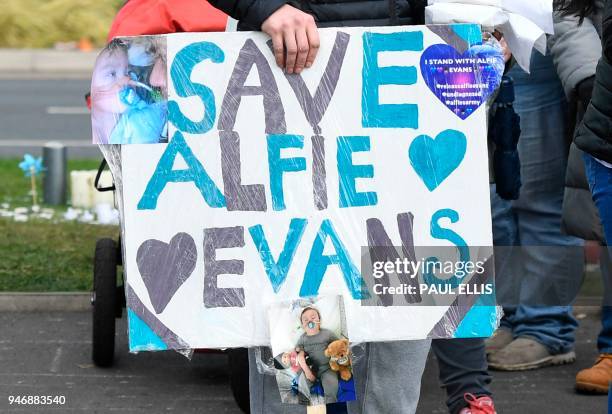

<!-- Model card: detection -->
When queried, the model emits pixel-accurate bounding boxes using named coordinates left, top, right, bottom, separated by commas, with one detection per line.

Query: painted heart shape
left=137, top=232, right=197, bottom=314
left=420, top=43, right=503, bottom=119
left=409, top=129, right=467, bottom=191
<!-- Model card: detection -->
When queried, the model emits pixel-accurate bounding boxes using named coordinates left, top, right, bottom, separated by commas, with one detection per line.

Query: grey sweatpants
left=248, top=339, right=431, bottom=414
left=298, top=369, right=339, bottom=404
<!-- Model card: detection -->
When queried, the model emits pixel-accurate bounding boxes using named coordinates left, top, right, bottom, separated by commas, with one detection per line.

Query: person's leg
left=249, top=348, right=305, bottom=414
left=575, top=244, right=612, bottom=388
left=347, top=340, right=431, bottom=414
left=489, top=52, right=583, bottom=369
left=486, top=185, right=520, bottom=356
left=321, top=370, right=339, bottom=404
left=509, top=202, right=582, bottom=356
left=583, top=154, right=612, bottom=352
left=576, top=155, right=612, bottom=393
left=490, top=184, right=520, bottom=332
left=575, top=246, right=612, bottom=393
left=598, top=246, right=612, bottom=354
left=584, top=154, right=612, bottom=246
left=432, top=338, right=492, bottom=414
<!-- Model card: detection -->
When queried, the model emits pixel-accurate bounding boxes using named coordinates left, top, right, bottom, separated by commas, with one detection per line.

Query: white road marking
left=46, top=106, right=89, bottom=115
left=0, top=140, right=92, bottom=147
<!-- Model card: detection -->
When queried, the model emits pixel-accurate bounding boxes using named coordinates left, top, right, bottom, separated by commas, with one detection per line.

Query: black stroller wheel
left=92, top=238, right=118, bottom=367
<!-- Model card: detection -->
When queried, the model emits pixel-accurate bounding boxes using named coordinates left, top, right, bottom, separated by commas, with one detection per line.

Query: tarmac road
left=0, top=309, right=608, bottom=413
left=0, top=78, right=98, bottom=158
left=0, top=312, right=241, bottom=413
left=418, top=308, right=608, bottom=413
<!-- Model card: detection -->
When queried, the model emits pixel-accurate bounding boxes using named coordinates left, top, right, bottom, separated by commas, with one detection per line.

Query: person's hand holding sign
left=261, top=4, right=320, bottom=74
left=484, top=30, right=512, bottom=63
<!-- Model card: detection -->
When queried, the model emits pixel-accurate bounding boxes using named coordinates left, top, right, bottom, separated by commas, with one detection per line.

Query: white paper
left=98, top=26, right=499, bottom=350
left=426, top=0, right=554, bottom=72
left=425, top=4, right=509, bottom=31
left=501, top=13, right=548, bottom=70
left=501, top=0, right=554, bottom=34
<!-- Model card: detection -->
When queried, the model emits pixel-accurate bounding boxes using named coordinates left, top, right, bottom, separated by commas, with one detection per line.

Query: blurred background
left=1, top=0, right=122, bottom=49
left=0, top=3, right=248, bottom=413
left=0, top=0, right=125, bottom=293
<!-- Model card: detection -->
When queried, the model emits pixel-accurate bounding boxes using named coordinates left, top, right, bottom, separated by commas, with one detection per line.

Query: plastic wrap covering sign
left=92, top=24, right=503, bottom=351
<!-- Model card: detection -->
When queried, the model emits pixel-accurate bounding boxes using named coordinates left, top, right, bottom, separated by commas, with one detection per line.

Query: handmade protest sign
left=92, top=24, right=502, bottom=351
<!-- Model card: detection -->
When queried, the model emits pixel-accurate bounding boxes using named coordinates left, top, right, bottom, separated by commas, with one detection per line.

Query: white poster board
left=101, top=25, right=501, bottom=351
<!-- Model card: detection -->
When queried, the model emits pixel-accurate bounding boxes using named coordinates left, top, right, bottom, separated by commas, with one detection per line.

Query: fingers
left=482, top=30, right=511, bottom=63
left=305, top=23, right=320, bottom=69
left=270, top=32, right=285, bottom=68
left=283, top=29, right=298, bottom=74
left=294, top=29, right=309, bottom=74
left=261, top=5, right=319, bottom=73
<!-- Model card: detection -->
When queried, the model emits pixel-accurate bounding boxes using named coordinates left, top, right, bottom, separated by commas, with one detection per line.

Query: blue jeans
left=584, top=154, right=612, bottom=245
left=600, top=251, right=612, bottom=354
left=584, top=153, right=612, bottom=353
left=491, top=52, right=584, bottom=355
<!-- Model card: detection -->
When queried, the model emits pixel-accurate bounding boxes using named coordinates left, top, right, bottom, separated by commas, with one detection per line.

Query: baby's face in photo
left=281, top=352, right=290, bottom=366
left=149, top=57, right=167, bottom=99
left=301, top=309, right=320, bottom=335
left=91, top=48, right=130, bottom=114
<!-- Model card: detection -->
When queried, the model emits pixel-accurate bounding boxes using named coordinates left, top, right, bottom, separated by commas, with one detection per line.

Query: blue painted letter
left=301, top=219, right=368, bottom=299
left=423, top=209, right=470, bottom=288
left=169, top=42, right=224, bottom=134
left=138, top=131, right=225, bottom=210
left=337, top=136, right=378, bottom=208
left=249, top=218, right=308, bottom=293
left=268, top=134, right=307, bottom=211
left=362, top=31, right=423, bottom=128
left=430, top=209, right=468, bottom=259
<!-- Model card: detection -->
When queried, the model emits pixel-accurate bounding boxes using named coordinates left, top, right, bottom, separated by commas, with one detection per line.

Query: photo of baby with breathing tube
left=91, top=36, right=168, bottom=145
left=268, top=296, right=355, bottom=406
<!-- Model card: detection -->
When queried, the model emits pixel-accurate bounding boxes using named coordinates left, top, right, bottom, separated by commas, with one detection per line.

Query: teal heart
left=409, top=129, right=467, bottom=191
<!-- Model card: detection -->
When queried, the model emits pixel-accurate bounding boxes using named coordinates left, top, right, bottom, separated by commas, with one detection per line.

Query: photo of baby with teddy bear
left=269, top=296, right=355, bottom=406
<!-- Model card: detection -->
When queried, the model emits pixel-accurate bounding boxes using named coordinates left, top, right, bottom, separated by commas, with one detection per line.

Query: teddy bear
left=325, top=338, right=352, bottom=381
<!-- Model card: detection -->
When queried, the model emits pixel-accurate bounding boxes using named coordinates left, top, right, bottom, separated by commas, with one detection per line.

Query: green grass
left=0, top=158, right=102, bottom=208
left=0, top=218, right=118, bottom=291
left=0, top=158, right=119, bottom=291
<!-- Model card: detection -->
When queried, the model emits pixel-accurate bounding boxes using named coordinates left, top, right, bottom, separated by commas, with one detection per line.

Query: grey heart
left=136, top=233, right=197, bottom=314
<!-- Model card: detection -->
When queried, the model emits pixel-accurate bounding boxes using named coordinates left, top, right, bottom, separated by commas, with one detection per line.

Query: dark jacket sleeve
left=548, top=12, right=601, bottom=99
left=207, top=0, right=289, bottom=29
left=604, top=0, right=612, bottom=61
left=574, top=0, right=612, bottom=163
left=575, top=56, right=612, bottom=163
